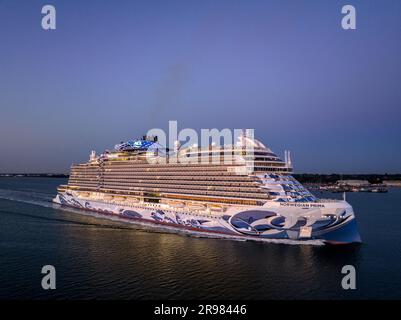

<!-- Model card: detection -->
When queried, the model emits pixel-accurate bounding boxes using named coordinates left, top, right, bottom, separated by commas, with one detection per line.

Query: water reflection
left=1, top=178, right=401, bottom=299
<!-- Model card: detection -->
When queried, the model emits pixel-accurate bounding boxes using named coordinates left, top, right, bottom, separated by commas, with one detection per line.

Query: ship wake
left=0, top=188, right=54, bottom=208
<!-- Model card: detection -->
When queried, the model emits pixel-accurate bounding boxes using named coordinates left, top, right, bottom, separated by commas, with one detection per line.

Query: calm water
left=0, top=177, right=401, bottom=299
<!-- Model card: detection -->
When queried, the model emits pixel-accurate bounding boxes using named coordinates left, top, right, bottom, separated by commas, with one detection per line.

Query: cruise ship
left=53, top=134, right=361, bottom=244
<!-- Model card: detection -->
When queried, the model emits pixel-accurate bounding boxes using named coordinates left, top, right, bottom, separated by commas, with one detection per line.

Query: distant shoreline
left=0, top=173, right=400, bottom=183
left=0, top=173, right=69, bottom=178
left=293, top=173, right=401, bottom=184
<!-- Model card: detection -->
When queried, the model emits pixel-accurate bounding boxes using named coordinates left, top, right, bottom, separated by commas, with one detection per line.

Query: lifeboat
left=114, top=196, right=126, bottom=202
left=167, top=201, right=185, bottom=208
left=187, top=202, right=206, bottom=210
left=104, top=195, right=114, bottom=200
left=208, top=204, right=225, bottom=212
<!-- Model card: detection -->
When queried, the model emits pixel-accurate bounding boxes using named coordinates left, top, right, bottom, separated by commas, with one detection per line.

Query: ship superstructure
left=54, top=134, right=361, bottom=244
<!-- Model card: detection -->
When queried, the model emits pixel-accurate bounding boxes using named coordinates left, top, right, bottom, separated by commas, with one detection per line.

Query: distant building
left=336, top=180, right=371, bottom=187
left=383, top=180, right=401, bottom=187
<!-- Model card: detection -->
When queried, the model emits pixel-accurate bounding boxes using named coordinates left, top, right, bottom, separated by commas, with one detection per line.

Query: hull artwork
left=54, top=192, right=361, bottom=245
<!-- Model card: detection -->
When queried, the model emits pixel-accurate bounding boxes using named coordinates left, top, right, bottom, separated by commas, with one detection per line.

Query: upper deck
left=61, top=135, right=315, bottom=206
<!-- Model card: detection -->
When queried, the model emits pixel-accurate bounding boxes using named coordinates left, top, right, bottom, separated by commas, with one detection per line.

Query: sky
left=0, top=0, right=400, bottom=174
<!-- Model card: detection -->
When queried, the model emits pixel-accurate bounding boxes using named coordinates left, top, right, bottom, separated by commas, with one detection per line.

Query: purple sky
left=0, top=0, right=400, bottom=173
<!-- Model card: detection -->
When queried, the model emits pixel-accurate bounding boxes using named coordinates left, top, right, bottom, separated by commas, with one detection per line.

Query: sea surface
left=0, top=177, right=400, bottom=299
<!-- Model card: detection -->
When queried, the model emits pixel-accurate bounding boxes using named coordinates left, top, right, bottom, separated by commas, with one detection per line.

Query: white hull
left=54, top=192, right=361, bottom=245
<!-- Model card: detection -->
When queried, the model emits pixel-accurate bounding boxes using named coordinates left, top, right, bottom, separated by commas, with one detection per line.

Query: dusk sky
left=0, top=0, right=400, bottom=173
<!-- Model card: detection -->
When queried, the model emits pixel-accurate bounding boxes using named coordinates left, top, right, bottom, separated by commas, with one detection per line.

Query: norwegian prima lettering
left=280, top=203, right=325, bottom=208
